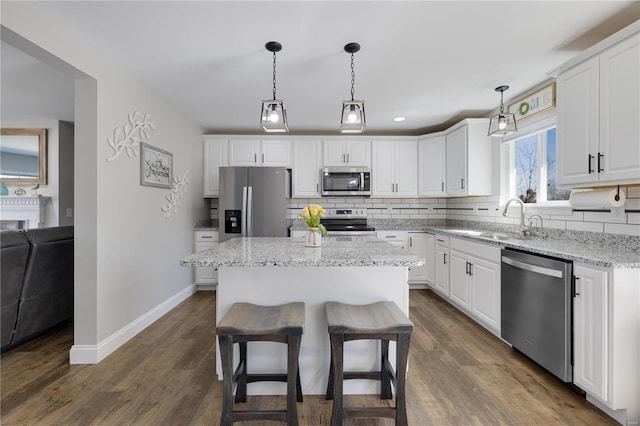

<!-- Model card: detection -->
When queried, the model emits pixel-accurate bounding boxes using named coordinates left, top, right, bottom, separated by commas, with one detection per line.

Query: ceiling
left=2, top=1, right=639, bottom=135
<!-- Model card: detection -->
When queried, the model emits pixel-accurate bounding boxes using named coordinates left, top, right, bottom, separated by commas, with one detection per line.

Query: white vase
left=306, top=227, right=322, bottom=247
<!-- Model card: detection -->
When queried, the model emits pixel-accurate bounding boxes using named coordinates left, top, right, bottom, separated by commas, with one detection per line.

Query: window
left=509, top=126, right=570, bottom=203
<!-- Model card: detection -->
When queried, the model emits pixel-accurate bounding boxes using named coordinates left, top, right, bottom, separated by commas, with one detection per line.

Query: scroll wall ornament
left=106, top=111, right=156, bottom=161
left=161, top=169, right=189, bottom=218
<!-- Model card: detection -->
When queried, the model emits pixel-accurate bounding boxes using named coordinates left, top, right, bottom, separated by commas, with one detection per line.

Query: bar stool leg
left=287, top=335, right=302, bottom=426
left=218, top=334, right=234, bottom=426
left=235, top=341, right=248, bottom=403
left=325, top=344, right=335, bottom=400
left=381, top=339, right=392, bottom=400
left=329, top=333, right=344, bottom=426
left=395, top=334, right=411, bottom=426
left=296, top=367, right=304, bottom=403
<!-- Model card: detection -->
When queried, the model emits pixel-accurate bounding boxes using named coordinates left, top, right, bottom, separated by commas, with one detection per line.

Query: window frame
left=500, top=111, right=572, bottom=211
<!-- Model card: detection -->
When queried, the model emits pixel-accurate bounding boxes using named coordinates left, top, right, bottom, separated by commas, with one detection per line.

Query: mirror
left=0, top=128, right=47, bottom=185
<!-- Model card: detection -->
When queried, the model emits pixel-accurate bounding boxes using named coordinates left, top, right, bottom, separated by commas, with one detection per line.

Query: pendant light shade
left=340, top=42, right=366, bottom=133
left=260, top=41, right=289, bottom=133
left=488, top=85, right=517, bottom=137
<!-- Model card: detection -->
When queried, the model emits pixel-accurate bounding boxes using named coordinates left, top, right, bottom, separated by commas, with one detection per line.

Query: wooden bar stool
left=217, top=302, right=304, bottom=426
left=324, top=301, right=413, bottom=426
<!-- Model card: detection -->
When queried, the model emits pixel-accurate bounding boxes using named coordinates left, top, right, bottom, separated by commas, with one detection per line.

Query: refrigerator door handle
left=241, top=186, right=248, bottom=237
left=247, top=186, right=253, bottom=237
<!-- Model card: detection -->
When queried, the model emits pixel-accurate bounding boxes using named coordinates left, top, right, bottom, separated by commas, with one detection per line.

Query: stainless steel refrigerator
left=218, top=166, right=288, bottom=242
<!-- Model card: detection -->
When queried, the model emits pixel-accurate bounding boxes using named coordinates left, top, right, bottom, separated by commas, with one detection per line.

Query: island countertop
left=180, top=236, right=424, bottom=268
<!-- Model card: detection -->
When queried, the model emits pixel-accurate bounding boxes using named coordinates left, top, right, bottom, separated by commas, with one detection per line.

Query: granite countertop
left=424, top=225, right=640, bottom=269
left=181, top=236, right=424, bottom=268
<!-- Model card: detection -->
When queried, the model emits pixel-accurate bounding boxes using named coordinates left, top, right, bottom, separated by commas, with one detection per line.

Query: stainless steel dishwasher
left=501, top=248, right=573, bottom=382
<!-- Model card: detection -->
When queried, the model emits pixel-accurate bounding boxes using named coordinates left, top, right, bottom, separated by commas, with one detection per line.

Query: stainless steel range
left=321, top=209, right=376, bottom=236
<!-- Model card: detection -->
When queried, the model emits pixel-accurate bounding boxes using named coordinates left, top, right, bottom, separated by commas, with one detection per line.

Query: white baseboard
left=69, top=284, right=196, bottom=364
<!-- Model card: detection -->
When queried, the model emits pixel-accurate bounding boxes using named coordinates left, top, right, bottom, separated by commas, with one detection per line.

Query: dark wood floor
left=1, top=290, right=615, bottom=425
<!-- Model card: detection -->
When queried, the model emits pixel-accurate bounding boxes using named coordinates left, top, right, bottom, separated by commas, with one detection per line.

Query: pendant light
left=488, top=85, right=517, bottom=137
left=260, top=41, right=288, bottom=133
left=340, top=42, right=366, bottom=133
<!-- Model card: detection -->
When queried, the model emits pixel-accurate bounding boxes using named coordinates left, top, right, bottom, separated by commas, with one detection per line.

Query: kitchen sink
left=446, top=229, right=511, bottom=241
left=480, top=232, right=510, bottom=241
left=446, top=229, right=483, bottom=236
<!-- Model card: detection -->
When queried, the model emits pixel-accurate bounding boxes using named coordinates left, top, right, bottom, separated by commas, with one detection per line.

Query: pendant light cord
left=272, top=50, right=277, bottom=101
left=350, top=52, right=356, bottom=101
left=499, top=90, right=505, bottom=114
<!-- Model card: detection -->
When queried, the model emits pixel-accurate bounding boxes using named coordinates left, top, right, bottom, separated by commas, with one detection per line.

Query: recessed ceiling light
left=393, top=116, right=406, bottom=122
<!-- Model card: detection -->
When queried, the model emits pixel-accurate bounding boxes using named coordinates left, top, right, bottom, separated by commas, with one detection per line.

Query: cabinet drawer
left=450, top=237, right=500, bottom=263
left=195, top=230, right=218, bottom=242
left=376, top=231, right=408, bottom=250
left=435, top=234, right=450, bottom=248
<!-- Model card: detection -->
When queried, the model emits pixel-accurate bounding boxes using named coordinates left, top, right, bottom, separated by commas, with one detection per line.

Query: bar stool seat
left=325, top=301, right=414, bottom=426
left=217, top=302, right=305, bottom=426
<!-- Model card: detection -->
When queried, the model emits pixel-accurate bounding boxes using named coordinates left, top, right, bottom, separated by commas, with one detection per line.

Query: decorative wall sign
left=106, top=111, right=156, bottom=161
left=140, top=143, right=173, bottom=188
left=161, top=170, right=189, bottom=218
left=507, top=82, right=556, bottom=122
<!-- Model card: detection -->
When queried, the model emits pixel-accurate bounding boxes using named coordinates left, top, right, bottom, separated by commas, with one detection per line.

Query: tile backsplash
left=210, top=186, right=640, bottom=237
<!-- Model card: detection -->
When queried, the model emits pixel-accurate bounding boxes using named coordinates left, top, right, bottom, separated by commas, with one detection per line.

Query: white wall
left=2, top=2, right=209, bottom=361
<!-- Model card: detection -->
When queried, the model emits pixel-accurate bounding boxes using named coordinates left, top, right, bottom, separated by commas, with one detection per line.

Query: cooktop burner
left=321, top=209, right=375, bottom=235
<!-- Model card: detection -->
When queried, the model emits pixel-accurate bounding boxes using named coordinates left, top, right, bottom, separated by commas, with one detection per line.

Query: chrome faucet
left=528, top=214, right=547, bottom=239
left=503, top=198, right=529, bottom=237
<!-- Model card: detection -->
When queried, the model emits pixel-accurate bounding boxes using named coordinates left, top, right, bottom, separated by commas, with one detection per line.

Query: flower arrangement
left=299, top=204, right=327, bottom=235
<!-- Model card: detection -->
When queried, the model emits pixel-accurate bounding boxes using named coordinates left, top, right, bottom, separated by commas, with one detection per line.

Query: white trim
left=502, top=110, right=556, bottom=143
left=69, top=284, right=196, bottom=364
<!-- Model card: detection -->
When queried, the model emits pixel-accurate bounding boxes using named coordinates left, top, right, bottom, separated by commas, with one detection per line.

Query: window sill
left=500, top=202, right=573, bottom=216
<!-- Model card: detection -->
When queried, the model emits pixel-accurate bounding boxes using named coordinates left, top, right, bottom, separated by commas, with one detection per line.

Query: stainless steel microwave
left=321, top=167, right=371, bottom=196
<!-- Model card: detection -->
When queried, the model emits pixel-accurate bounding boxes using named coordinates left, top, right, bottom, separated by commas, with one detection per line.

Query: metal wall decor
left=260, top=41, right=289, bottom=133
left=488, top=85, right=517, bottom=137
left=340, top=42, right=366, bottom=133
left=161, top=169, right=189, bottom=218
left=106, top=111, right=156, bottom=161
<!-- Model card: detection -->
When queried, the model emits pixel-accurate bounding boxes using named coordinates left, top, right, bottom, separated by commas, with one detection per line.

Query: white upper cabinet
left=203, top=137, right=228, bottom=197
left=418, top=134, right=446, bottom=196
left=557, top=57, right=599, bottom=186
left=323, top=140, right=371, bottom=167
left=229, top=139, right=291, bottom=167
left=445, top=119, right=493, bottom=196
left=292, top=140, right=322, bottom=198
left=371, top=140, right=418, bottom=197
left=557, top=28, right=640, bottom=187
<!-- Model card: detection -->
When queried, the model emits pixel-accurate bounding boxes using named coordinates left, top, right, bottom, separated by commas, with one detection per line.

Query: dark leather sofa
left=1, top=226, right=73, bottom=351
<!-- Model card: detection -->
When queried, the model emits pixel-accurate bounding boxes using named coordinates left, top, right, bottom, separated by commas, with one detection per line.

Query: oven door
left=321, top=167, right=371, bottom=196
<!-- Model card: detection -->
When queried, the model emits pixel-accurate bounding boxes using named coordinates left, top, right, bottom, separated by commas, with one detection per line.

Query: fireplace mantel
left=0, top=196, right=51, bottom=229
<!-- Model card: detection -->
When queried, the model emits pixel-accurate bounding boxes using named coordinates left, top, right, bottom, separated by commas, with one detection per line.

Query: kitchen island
left=180, top=236, right=423, bottom=395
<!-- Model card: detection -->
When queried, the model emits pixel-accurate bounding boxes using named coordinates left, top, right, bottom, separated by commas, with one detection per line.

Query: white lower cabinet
left=573, top=263, right=608, bottom=401
left=194, top=230, right=218, bottom=286
left=446, top=237, right=501, bottom=334
left=571, top=263, right=640, bottom=426
left=449, top=251, right=471, bottom=309
left=407, top=232, right=434, bottom=288
left=434, top=235, right=450, bottom=297
left=376, top=231, right=408, bottom=250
